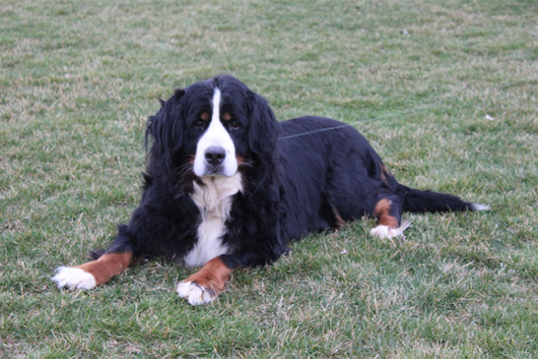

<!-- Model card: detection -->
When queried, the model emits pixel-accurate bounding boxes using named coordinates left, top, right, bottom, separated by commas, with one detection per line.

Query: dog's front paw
left=176, top=281, right=217, bottom=305
left=52, top=266, right=96, bottom=290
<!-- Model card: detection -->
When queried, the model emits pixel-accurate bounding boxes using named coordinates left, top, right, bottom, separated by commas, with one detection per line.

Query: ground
left=1, top=1, right=538, bottom=357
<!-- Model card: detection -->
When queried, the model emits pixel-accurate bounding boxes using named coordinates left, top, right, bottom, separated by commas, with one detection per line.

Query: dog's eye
left=229, top=120, right=240, bottom=129
left=195, top=120, right=204, bottom=128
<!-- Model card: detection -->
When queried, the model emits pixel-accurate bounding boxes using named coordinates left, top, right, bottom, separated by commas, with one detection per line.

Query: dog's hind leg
left=370, top=198, right=410, bottom=239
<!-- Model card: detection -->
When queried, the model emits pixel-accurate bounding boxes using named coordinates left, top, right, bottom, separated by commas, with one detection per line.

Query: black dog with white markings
left=53, top=75, right=488, bottom=304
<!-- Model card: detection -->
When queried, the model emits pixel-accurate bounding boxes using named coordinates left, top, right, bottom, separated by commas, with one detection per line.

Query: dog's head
left=146, top=75, right=279, bottom=179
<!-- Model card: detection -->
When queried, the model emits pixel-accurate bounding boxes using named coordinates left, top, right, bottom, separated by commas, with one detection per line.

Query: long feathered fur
left=63, top=75, right=488, bottom=299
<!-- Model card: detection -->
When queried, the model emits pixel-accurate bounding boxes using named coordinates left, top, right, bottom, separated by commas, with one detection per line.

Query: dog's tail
left=398, top=185, right=490, bottom=214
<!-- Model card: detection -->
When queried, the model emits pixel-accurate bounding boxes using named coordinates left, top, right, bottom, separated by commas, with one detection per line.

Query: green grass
left=2, top=0, right=538, bottom=357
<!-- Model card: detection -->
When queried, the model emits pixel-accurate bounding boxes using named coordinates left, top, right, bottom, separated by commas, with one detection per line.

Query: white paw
left=370, top=225, right=391, bottom=238
left=176, top=281, right=216, bottom=306
left=52, top=266, right=96, bottom=290
left=370, top=220, right=411, bottom=239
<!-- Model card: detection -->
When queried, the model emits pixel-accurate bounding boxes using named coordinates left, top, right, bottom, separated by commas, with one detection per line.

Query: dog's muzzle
left=203, top=146, right=226, bottom=175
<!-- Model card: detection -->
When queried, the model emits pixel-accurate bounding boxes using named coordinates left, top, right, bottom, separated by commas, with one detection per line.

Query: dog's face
left=187, top=82, right=249, bottom=177
left=146, top=75, right=279, bottom=180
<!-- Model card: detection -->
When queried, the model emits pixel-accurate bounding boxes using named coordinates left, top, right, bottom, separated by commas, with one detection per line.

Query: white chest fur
left=183, top=173, right=243, bottom=267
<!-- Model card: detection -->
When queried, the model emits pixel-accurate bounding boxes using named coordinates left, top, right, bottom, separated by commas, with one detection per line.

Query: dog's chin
left=195, top=166, right=237, bottom=178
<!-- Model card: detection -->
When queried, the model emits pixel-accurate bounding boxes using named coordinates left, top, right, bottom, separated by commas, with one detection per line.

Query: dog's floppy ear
left=145, top=89, right=185, bottom=169
left=246, top=90, right=279, bottom=155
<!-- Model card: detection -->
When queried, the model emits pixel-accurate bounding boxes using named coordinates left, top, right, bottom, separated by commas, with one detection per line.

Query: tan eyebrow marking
left=200, top=111, right=209, bottom=121
left=222, top=112, right=232, bottom=122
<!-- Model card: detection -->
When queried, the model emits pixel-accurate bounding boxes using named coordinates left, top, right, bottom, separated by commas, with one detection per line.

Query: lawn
left=1, top=0, right=538, bottom=357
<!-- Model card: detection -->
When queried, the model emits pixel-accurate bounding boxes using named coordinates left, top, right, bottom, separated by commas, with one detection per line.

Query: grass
left=1, top=0, right=538, bottom=357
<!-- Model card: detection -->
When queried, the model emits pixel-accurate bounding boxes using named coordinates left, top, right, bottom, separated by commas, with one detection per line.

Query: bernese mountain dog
left=53, top=75, right=489, bottom=305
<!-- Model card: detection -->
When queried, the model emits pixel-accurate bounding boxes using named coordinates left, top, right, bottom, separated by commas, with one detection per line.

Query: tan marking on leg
left=374, top=198, right=399, bottom=228
left=380, top=164, right=392, bottom=182
left=182, top=257, right=232, bottom=295
left=331, top=205, right=346, bottom=228
left=76, top=252, right=132, bottom=286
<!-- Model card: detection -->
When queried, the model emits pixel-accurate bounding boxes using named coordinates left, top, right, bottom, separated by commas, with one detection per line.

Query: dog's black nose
left=204, top=146, right=226, bottom=166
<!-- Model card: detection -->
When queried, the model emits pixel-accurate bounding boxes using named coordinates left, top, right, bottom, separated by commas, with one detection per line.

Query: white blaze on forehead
left=193, top=88, right=238, bottom=177
left=211, top=88, right=221, bottom=122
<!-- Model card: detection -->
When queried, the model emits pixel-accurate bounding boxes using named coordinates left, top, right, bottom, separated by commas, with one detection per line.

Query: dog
left=53, top=75, right=489, bottom=305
